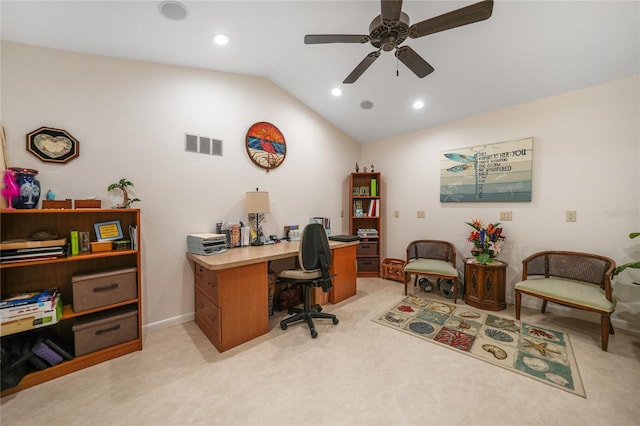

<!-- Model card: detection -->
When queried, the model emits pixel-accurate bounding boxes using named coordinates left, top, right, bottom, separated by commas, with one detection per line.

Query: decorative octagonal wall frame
left=26, top=126, right=80, bottom=164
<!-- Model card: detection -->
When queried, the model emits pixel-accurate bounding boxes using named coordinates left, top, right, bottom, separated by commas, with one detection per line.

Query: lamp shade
left=245, top=191, right=270, bottom=213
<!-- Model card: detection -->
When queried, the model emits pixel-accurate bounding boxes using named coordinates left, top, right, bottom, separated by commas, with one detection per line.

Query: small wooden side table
left=464, top=258, right=508, bottom=311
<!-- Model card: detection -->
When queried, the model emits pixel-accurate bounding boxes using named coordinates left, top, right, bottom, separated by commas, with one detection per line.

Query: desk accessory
left=245, top=189, right=270, bottom=246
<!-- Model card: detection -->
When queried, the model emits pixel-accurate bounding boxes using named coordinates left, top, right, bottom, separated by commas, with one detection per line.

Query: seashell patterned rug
left=373, top=295, right=585, bottom=397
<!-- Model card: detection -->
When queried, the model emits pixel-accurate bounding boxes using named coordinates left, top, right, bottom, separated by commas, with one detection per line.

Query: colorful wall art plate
left=245, top=122, right=286, bottom=171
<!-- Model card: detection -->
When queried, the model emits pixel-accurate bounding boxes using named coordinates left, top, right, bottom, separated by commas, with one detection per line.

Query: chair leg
left=280, top=282, right=338, bottom=338
left=541, top=299, right=548, bottom=313
left=601, top=314, right=611, bottom=351
left=515, top=291, right=522, bottom=320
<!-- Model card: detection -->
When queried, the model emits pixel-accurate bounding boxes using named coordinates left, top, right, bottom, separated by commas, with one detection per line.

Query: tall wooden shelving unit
left=349, top=172, right=381, bottom=277
left=0, top=208, right=142, bottom=396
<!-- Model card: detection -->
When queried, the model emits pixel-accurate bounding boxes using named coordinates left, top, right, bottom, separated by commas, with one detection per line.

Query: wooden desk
left=187, top=240, right=358, bottom=352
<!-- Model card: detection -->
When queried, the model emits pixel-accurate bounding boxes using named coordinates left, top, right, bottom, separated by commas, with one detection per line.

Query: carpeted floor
left=374, top=294, right=585, bottom=397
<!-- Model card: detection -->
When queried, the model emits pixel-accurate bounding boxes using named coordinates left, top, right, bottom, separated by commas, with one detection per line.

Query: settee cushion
left=515, top=278, right=616, bottom=312
left=404, top=259, right=457, bottom=277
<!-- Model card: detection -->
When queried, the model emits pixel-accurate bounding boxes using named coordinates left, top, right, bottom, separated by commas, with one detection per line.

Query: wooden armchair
left=403, top=240, right=460, bottom=302
left=514, top=251, right=616, bottom=351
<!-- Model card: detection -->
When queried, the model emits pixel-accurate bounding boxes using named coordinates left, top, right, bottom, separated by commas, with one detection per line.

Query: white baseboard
left=143, top=312, right=194, bottom=336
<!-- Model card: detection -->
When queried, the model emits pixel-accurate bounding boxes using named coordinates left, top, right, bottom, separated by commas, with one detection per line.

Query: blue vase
left=10, top=167, right=41, bottom=209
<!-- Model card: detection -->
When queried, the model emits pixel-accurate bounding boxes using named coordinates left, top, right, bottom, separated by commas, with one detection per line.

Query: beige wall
left=2, top=41, right=638, bottom=333
left=361, top=75, right=640, bottom=331
left=1, top=41, right=360, bottom=330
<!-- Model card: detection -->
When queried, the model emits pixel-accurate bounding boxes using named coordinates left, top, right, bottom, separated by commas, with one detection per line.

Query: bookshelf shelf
left=0, top=208, right=142, bottom=397
left=349, top=172, right=382, bottom=277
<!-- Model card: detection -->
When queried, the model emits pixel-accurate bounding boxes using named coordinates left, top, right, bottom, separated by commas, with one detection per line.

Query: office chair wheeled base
left=279, top=289, right=339, bottom=338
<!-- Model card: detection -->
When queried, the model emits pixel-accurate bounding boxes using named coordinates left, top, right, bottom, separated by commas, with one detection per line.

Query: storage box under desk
left=72, top=267, right=137, bottom=313
left=72, top=306, right=138, bottom=356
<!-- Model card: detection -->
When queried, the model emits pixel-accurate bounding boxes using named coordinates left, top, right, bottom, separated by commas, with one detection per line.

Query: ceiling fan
left=304, top=0, right=494, bottom=84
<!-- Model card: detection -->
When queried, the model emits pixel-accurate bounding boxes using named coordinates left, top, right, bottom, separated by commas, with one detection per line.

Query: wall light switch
left=417, top=210, right=426, bottom=219
left=394, top=210, right=400, bottom=218
left=499, top=211, right=512, bottom=221
left=340, top=209, right=344, bottom=218
left=566, top=210, right=577, bottom=222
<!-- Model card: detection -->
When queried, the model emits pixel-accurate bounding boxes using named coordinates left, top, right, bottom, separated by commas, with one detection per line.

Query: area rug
left=373, top=295, right=586, bottom=397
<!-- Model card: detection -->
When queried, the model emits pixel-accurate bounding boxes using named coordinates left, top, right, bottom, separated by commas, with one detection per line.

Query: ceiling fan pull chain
left=396, top=57, right=399, bottom=77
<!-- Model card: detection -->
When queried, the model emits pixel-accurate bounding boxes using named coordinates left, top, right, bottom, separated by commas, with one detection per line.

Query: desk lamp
left=245, top=189, right=270, bottom=246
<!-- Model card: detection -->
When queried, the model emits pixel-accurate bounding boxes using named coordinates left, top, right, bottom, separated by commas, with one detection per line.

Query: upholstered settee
left=514, top=250, right=616, bottom=351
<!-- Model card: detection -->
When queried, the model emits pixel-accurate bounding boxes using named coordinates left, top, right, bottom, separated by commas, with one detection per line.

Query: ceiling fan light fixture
left=212, top=33, right=231, bottom=46
left=331, top=88, right=343, bottom=97
left=158, top=1, right=188, bottom=21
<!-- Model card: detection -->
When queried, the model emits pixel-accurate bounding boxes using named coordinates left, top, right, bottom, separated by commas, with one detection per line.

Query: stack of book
left=0, top=238, right=67, bottom=264
left=1, top=289, right=63, bottom=337
left=186, top=233, right=228, bottom=256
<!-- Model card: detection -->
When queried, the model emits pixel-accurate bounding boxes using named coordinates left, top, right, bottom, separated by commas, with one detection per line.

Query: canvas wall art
left=440, top=138, right=533, bottom=202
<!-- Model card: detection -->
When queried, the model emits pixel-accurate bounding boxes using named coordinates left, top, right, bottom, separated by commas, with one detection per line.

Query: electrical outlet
left=417, top=210, right=426, bottom=219
left=340, top=209, right=344, bottom=218
left=566, top=210, right=577, bottom=222
left=394, top=210, right=400, bottom=218
left=499, top=211, right=512, bottom=221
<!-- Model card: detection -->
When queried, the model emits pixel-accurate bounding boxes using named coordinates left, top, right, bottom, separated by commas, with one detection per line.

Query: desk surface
left=187, top=240, right=359, bottom=270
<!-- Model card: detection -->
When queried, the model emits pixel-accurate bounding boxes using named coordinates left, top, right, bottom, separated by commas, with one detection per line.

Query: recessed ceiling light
left=413, top=100, right=425, bottom=110
left=360, top=100, right=374, bottom=110
left=212, top=33, right=231, bottom=46
left=159, top=1, right=188, bottom=21
left=331, top=88, right=342, bottom=97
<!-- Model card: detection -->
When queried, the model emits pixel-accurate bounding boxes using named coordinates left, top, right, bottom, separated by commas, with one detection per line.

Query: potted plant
left=107, top=178, right=140, bottom=208
left=613, top=232, right=640, bottom=283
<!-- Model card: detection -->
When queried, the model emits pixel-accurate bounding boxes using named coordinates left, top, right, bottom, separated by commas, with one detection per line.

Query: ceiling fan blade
left=395, top=46, right=434, bottom=78
left=304, top=34, right=370, bottom=44
left=343, top=51, right=381, bottom=84
left=381, top=0, right=403, bottom=24
left=409, top=0, right=494, bottom=39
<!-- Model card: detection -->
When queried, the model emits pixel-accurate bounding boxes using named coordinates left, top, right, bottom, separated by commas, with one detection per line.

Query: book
left=129, top=224, right=138, bottom=250
left=70, top=231, right=79, bottom=255
left=371, top=178, right=377, bottom=197
left=1, top=246, right=65, bottom=261
left=0, top=237, right=67, bottom=251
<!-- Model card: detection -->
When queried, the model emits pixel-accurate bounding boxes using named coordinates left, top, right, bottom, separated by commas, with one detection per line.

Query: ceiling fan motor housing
left=369, top=12, right=410, bottom=51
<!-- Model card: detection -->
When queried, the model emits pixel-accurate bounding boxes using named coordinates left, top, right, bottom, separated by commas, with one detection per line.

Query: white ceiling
left=1, top=1, right=638, bottom=144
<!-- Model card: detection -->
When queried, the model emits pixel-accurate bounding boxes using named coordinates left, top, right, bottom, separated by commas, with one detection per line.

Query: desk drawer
left=357, top=241, right=378, bottom=256
left=195, top=289, right=221, bottom=348
left=195, top=266, right=220, bottom=305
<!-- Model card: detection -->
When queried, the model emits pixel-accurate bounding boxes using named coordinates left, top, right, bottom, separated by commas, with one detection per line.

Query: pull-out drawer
left=194, top=288, right=221, bottom=350
left=195, top=265, right=220, bottom=305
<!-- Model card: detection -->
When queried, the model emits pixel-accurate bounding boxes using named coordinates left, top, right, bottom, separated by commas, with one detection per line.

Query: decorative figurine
left=363, top=166, right=368, bottom=172
left=355, top=162, right=359, bottom=172
left=371, top=164, right=375, bottom=172
left=107, top=178, right=141, bottom=208
left=46, top=189, right=55, bottom=200
left=1, top=169, right=19, bottom=210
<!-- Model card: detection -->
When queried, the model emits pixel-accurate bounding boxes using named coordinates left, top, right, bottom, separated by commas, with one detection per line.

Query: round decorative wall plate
left=26, top=126, right=79, bottom=164
left=245, top=122, right=286, bottom=171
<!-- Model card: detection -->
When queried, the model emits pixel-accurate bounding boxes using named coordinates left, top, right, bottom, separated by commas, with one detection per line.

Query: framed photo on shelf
left=360, top=186, right=369, bottom=196
left=94, top=220, right=123, bottom=241
left=355, top=209, right=364, bottom=217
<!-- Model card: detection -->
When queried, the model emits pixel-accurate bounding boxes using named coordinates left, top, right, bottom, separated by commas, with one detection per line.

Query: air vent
left=185, top=133, right=223, bottom=156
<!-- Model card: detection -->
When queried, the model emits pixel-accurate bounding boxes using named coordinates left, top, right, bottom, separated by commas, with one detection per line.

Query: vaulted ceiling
left=2, top=1, right=638, bottom=143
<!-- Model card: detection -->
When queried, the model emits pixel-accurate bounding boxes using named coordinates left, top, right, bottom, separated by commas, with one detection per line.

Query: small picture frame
left=94, top=220, right=123, bottom=242
left=79, top=231, right=91, bottom=252
left=355, top=208, right=364, bottom=217
left=360, top=186, right=370, bottom=196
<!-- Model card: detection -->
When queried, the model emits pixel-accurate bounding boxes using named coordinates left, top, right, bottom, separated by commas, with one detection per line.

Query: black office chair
left=277, top=223, right=339, bottom=338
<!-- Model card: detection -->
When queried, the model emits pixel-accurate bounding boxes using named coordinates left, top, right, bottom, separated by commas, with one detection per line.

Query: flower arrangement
left=466, top=218, right=506, bottom=264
